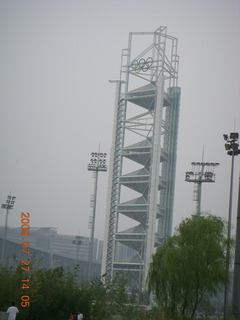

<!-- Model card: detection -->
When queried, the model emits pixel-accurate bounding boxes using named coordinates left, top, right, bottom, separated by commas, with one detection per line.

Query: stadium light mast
left=185, top=162, right=219, bottom=215
left=223, top=132, right=240, bottom=319
left=87, top=151, right=107, bottom=279
left=1, top=195, right=16, bottom=264
left=72, top=235, right=82, bottom=265
left=232, top=177, right=240, bottom=320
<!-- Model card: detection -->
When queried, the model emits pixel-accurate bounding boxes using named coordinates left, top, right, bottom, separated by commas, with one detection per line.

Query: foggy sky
left=0, top=0, right=240, bottom=240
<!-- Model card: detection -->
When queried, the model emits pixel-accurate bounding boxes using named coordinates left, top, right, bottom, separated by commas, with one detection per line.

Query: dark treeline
left=1, top=214, right=230, bottom=320
left=0, top=265, right=155, bottom=320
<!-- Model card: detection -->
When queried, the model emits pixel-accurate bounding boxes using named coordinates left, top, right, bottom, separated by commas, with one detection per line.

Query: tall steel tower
left=102, top=26, right=181, bottom=290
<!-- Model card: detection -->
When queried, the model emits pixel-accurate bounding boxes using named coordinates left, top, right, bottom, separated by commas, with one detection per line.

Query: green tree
left=82, top=272, right=140, bottom=320
left=1, top=263, right=144, bottom=320
left=147, top=214, right=234, bottom=319
left=28, top=266, right=79, bottom=320
left=0, top=263, right=27, bottom=313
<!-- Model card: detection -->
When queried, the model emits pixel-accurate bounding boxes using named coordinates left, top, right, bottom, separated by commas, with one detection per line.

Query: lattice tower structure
left=102, top=26, right=181, bottom=290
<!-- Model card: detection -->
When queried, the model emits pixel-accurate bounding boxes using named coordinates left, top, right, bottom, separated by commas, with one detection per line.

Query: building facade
left=0, top=227, right=102, bottom=282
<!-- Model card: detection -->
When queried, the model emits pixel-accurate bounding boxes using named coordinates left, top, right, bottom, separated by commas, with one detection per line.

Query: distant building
left=0, top=226, right=103, bottom=282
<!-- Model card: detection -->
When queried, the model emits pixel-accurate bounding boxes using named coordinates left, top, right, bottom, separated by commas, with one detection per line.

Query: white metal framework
left=102, top=26, right=181, bottom=290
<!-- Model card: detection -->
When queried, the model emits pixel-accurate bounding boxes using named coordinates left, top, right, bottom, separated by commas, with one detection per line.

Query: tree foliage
left=0, top=265, right=79, bottom=320
left=0, top=264, right=25, bottom=308
left=77, top=272, right=145, bottom=320
left=0, top=265, right=148, bottom=320
left=147, top=214, right=234, bottom=319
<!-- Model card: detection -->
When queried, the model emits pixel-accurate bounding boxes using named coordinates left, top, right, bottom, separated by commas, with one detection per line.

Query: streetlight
left=1, top=195, right=16, bottom=264
left=232, top=177, right=240, bottom=320
left=223, top=132, right=240, bottom=319
left=185, top=162, right=219, bottom=215
left=72, top=235, right=82, bottom=265
left=87, top=151, right=107, bottom=279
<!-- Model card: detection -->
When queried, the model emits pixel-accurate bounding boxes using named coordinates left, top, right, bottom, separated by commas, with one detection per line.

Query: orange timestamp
left=20, top=212, right=31, bottom=307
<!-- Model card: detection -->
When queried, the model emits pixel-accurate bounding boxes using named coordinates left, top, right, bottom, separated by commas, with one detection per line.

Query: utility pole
left=185, top=162, right=219, bottom=215
left=223, top=132, right=240, bottom=319
left=1, top=195, right=16, bottom=264
left=72, top=235, right=82, bottom=265
left=87, top=151, right=107, bottom=279
left=232, top=178, right=240, bottom=320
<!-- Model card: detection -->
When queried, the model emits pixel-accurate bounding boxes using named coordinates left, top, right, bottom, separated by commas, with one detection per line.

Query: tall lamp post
left=1, top=195, right=16, bottom=264
left=232, top=177, right=240, bottom=320
left=223, top=132, right=240, bottom=319
left=72, top=235, right=82, bottom=265
left=87, top=151, right=107, bottom=279
left=185, top=161, right=219, bottom=215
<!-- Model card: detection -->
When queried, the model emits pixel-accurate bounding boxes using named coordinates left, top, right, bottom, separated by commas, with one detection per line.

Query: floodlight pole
left=223, top=132, right=240, bottom=319
left=196, top=164, right=204, bottom=214
left=72, top=235, right=82, bottom=265
left=232, top=176, right=240, bottom=320
left=1, top=195, right=16, bottom=264
left=185, top=162, right=219, bottom=216
left=87, top=151, right=107, bottom=279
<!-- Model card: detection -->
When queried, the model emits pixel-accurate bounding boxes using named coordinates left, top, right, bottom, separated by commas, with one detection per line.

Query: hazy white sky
left=0, top=0, right=240, bottom=240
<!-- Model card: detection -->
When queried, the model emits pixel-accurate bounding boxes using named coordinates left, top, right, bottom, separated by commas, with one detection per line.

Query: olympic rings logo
left=130, top=57, right=153, bottom=73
